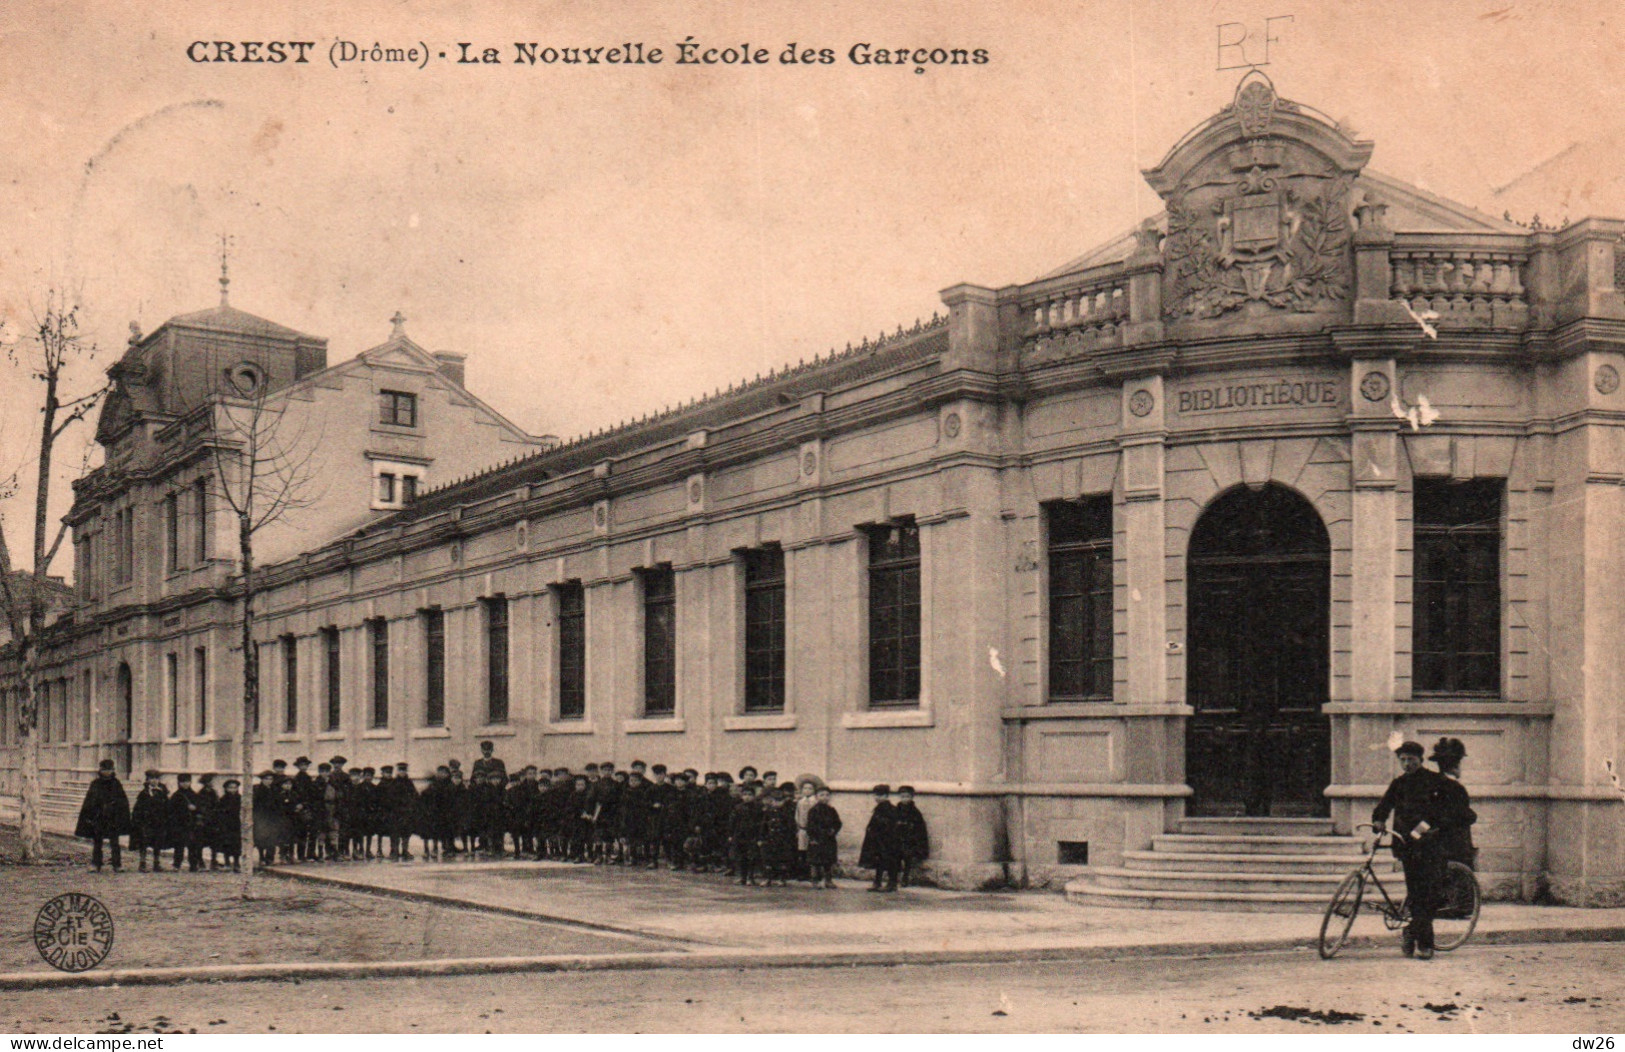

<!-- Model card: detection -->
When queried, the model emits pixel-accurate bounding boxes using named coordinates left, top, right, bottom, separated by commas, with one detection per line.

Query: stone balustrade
left=1390, top=240, right=1529, bottom=329
left=1020, top=268, right=1129, bottom=341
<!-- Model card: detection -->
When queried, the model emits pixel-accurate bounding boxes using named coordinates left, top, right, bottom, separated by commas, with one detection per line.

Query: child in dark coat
left=131, top=771, right=170, bottom=872
left=759, top=786, right=800, bottom=886
left=216, top=779, right=243, bottom=872
left=805, top=786, right=843, bottom=889
left=859, top=784, right=901, bottom=892
left=894, top=785, right=930, bottom=887
left=729, top=783, right=764, bottom=886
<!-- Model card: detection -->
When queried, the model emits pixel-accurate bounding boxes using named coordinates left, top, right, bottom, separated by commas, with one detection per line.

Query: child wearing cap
left=805, top=785, right=843, bottom=889
left=894, top=786, right=930, bottom=888
left=860, top=784, right=902, bottom=892
left=131, top=770, right=170, bottom=872
left=217, top=779, right=243, bottom=872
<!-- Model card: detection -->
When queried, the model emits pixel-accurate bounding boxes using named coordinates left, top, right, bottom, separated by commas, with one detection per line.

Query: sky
left=2, top=0, right=1624, bottom=574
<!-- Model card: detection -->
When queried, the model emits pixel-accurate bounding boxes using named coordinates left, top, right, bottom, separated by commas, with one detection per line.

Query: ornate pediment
left=1144, top=74, right=1374, bottom=323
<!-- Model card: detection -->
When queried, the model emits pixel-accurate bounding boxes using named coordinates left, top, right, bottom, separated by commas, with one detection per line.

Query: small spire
left=390, top=310, right=407, bottom=337
left=218, top=233, right=233, bottom=306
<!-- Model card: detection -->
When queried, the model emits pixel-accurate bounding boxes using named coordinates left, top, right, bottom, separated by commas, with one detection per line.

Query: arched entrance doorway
left=1186, top=483, right=1331, bottom=816
left=115, top=663, right=133, bottom=777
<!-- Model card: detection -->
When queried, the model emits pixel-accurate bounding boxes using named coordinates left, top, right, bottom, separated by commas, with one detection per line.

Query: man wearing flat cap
left=1372, top=739, right=1450, bottom=958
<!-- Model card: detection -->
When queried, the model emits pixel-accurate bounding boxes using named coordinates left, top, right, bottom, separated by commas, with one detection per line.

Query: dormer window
left=379, top=390, right=417, bottom=428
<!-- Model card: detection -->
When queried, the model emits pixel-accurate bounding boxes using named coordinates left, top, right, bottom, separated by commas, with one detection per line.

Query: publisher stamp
left=33, top=893, right=115, bottom=973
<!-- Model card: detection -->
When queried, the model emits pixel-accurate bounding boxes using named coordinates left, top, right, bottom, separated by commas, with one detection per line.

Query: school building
left=4, top=75, right=1624, bottom=906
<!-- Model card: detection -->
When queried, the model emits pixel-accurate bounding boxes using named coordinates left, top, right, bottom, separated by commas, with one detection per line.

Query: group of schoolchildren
left=75, top=741, right=932, bottom=890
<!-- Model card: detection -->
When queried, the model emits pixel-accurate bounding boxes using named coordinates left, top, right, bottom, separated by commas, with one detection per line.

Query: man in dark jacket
left=386, top=763, right=420, bottom=860
left=1430, top=738, right=1478, bottom=868
left=75, top=759, right=132, bottom=872
left=1372, top=740, right=1451, bottom=959
left=859, top=784, right=902, bottom=892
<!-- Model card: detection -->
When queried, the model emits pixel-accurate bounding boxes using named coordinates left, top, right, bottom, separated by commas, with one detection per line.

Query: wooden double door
left=1185, top=484, right=1331, bottom=817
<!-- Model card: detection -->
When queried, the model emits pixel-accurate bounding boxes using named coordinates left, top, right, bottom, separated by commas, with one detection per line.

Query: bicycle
left=1318, top=823, right=1481, bottom=959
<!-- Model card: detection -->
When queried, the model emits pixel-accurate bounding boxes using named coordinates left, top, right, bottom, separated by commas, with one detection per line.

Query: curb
left=260, top=865, right=696, bottom=946
left=3, top=925, right=1622, bottom=991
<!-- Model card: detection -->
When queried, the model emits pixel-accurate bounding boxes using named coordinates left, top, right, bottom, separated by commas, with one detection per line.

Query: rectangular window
left=401, top=475, right=418, bottom=503
left=194, top=478, right=209, bottom=562
left=281, top=635, right=298, bottom=733
left=742, top=546, right=786, bottom=712
left=323, top=627, right=342, bottom=731
left=82, top=670, right=93, bottom=742
left=1047, top=497, right=1114, bottom=701
left=556, top=582, right=586, bottom=720
left=368, top=618, right=389, bottom=728
left=164, top=494, right=180, bottom=572
left=166, top=652, right=179, bottom=737
left=378, top=390, right=417, bottom=428
left=1414, top=478, right=1502, bottom=694
left=865, top=518, right=921, bottom=707
left=378, top=473, right=396, bottom=504
left=641, top=567, right=676, bottom=716
left=194, top=647, right=208, bottom=735
left=484, top=596, right=509, bottom=724
left=423, top=608, right=445, bottom=727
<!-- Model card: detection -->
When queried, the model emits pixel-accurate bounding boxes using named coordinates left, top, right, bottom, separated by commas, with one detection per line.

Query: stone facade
left=6, top=77, right=1625, bottom=903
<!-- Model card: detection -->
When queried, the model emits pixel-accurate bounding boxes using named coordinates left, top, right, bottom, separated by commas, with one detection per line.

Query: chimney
left=433, top=352, right=466, bottom=388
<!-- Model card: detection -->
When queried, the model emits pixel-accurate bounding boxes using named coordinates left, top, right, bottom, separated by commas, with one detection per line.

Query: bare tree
left=206, top=371, right=319, bottom=891
left=0, top=293, right=107, bottom=861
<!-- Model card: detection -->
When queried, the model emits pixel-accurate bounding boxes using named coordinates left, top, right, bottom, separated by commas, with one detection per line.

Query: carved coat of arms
left=1159, top=79, right=1355, bottom=321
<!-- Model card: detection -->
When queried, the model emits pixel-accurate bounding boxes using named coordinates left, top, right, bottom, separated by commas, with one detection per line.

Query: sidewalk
left=5, top=852, right=1623, bottom=989
left=270, top=856, right=1625, bottom=956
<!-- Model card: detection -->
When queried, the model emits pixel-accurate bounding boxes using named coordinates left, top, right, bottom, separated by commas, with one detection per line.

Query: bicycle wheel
left=1433, top=862, right=1481, bottom=951
left=1318, top=869, right=1365, bottom=959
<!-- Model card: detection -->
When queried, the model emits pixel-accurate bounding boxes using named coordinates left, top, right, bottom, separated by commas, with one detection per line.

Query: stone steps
left=1122, top=849, right=1395, bottom=875
left=1151, top=833, right=1366, bottom=856
left=1177, top=817, right=1335, bottom=837
left=1066, top=817, right=1382, bottom=913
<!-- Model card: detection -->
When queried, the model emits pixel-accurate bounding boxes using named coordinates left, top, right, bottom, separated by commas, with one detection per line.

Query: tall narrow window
left=166, top=652, right=179, bottom=737
left=401, top=475, right=418, bottom=503
left=865, top=518, right=921, bottom=707
left=423, top=608, right=445, bottom=727
left=1047, top=497, right=1114, bottom=701
left=641, top=567, right=676, bottom=716
left=323, top=627, right=341, bottom=731
left=82, top=670, right=93, bottom=742
left=281, top=634, right=298, bottom=733
left=1414, top=478, right=1502, bottom=694
left=368, top=618, right=389, bottom=728
left=484, top=596, right=509, bottom=724
left=194, top=647, right=208, bottom=735
left=164, top=494, right=180, bottom=572
left=195, top=478, right=209, bottom=562
left=556, top=583, right=586, bottom=720
left=743, top=546, right=786, bottom=712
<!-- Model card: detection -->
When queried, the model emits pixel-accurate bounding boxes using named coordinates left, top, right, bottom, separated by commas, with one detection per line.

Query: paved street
left=0, top=833, right=664, bottom=974
left=7, top=942, right=1623, bottom=1033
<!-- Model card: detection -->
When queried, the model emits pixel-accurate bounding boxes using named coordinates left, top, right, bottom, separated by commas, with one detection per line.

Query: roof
left=160, top=304, right=319, bottom=342
left=362, top=314, right=951, bottom=529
